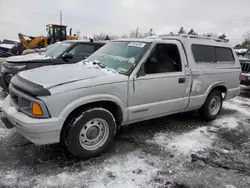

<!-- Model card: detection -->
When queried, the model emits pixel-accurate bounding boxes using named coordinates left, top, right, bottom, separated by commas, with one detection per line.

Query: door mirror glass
left=62, top=53, right=73, bottom=61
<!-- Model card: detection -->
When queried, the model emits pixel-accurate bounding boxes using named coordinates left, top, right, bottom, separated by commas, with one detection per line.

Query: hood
left=18, top=62, right=120, bottom=89
left=238, top=56, right=249, bottom=61
left=238, top=56, right=250, bottom=63
left=0, top=43, right=15, bottom=49
left=6, top=53, right=52, bottom=63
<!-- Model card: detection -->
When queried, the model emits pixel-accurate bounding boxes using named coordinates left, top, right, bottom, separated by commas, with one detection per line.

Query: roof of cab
left=61, top=40, right=108, bottom=44
left=114, top=34, right=233, bottom=48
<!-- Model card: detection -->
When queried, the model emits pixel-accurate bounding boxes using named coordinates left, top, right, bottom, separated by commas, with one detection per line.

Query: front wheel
left=63, top=108, right=116, bottom=158
left=199, top=90, right=223, bottom=121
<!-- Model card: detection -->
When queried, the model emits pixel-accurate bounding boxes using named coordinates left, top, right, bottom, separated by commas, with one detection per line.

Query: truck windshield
left=44, top=42, right=71, bottom=58
left=85, top=41, right=151, bottom=74
left=246, top=48, right=250, bottom=55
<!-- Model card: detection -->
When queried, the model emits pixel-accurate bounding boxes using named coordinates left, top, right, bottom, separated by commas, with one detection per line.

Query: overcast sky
left=0, top=0, right=250, bottom=45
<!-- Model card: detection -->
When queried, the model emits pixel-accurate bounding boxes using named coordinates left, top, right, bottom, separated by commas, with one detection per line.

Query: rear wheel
left=63, top=108, right=116, bottom=158
left=199, top=90, right=222, bottom=121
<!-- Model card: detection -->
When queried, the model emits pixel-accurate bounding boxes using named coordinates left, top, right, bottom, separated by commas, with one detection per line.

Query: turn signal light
left=31, top=102, right=43, bottom=116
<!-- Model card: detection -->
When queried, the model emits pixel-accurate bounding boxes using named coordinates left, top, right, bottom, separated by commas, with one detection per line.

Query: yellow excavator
left=17, top=24, right=78, bottom=52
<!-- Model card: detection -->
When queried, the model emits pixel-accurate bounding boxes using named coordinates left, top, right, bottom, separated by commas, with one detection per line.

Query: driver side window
left=143, top=43, right=182, bottom=74
left=68, top=44, right=95, bottom=58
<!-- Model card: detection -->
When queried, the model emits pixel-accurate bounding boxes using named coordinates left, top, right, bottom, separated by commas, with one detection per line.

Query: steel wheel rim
left=79, top=118, right=109, bottom=151
left=209, top=96, right=221, bottom=116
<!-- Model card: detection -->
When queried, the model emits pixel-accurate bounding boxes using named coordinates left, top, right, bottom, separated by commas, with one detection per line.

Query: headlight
left=3, top=62, right=26, bottom=69
left=11, top=64, right=26, bottom=69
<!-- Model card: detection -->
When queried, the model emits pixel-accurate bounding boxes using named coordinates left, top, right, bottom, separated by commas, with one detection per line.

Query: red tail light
left=239, top=72, right=242, bottom=80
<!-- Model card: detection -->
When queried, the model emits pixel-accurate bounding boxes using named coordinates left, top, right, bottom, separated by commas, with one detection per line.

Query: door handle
left=178, top=77, right=185, bottom=83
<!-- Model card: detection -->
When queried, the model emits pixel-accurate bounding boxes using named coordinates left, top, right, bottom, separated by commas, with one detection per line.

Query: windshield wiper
left=93, top=60, right=106, bottom=68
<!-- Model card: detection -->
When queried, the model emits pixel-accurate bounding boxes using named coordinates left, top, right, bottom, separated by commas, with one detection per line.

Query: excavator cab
left=46, top=24, right=67, bottom=45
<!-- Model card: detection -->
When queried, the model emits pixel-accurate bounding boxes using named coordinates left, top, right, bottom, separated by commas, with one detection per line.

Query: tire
left=199, top=90, right=222, bottom=121
left=63, top=108, right=116, bottom=158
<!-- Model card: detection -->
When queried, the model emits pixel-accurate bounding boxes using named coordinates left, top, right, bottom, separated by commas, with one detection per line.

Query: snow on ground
left=149, top=100, right=243, bottom=158
left=223, top=100, right=250, bottom=116
left=0, top=151, right=160, bottom=188
left=43, top=152, right=158, bottom=188
left=0, top=91, right=250, bottom=187
left=150, top=116, right=240, bottom=158
left=152, top=126, right=216, bottom=156
left=0, top=97, right=4, bottom=110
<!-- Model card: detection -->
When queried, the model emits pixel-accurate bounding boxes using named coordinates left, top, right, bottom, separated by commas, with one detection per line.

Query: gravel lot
left=0, top=87, right=250, bottom=188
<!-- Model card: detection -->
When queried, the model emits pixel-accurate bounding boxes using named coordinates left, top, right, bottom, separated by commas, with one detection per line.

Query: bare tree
left=178, top=27, right=186, bottom=34
left=93, top=33, right=118, bottom=41
left=243, top=31, right=250, bottom=42
left=120, top=34, right=129, bottom=38
left=188, top=29, right=198, bottom=35
left=234, top=31, right=250, bottom=48
left=129, top=30, right=144, bottom=38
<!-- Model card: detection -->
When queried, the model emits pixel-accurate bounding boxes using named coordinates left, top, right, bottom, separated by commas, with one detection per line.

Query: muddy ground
left=0, top=87, right=250, bottom=188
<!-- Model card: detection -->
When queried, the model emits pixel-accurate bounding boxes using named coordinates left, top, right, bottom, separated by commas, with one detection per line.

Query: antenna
left=60, top=11, right=62, bottom=25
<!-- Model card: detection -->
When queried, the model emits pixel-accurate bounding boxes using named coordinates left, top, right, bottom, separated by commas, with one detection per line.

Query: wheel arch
left=59, top=95, right=126, bottom=142
left=205, top=82, right=228, bottom=100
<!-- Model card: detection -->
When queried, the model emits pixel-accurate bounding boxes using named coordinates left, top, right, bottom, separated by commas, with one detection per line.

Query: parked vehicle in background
left=0, top=39, right=20, bottom=53
left=244, top=47, right=250, bottom=59
left=239, top=55, right=250, bottom=86
left=2, top=35, right=241, bottom=158
left=234, top=48, right=248, bottom=57
left=0, top=40, right=106, bottom=91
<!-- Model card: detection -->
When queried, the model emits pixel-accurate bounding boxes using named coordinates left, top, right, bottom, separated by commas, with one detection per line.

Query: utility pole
left=60, top=11, right=62, bottom=25
left=135, top=27, right=138, bottom=38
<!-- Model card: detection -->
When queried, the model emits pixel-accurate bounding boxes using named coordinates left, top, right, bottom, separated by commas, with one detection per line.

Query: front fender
left=58, top=94, right=127, bottom=121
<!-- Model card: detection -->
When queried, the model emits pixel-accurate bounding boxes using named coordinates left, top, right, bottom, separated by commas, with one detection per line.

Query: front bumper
left=0, top=65, right=26, bottom=92
left=2, top=95, right=65, bottom=145
left=240, top=73, right=250, bottom=86
left=0, top=73, right=10, bottom=92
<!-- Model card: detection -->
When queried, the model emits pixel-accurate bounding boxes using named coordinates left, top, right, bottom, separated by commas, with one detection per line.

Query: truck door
left=128, top=41, right=188, bottom=122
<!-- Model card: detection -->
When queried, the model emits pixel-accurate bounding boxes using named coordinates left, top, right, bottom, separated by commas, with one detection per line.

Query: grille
left=5, top=74, right=13, bottom=84
left=241, top=62, right=250, bottom=73
left=9, top=91, right=18, bottom=108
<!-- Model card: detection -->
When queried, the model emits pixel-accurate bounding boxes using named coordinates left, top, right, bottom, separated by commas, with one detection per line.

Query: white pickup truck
left=2, top=35, right=241, bottom=158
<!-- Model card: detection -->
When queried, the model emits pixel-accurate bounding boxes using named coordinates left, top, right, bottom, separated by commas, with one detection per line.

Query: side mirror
left=62, top=53, right=73, bottom=61
left=137, top=65, right=146, bottom=78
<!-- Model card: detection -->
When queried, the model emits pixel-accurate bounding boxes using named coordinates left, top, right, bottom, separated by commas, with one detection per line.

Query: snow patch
left=0, top=127, right=11, bottom=137
left=0, top=97, right=4, bottom=110
left=12, top=151, right=158, bottom=188
left=153, top=126, right=216, bottom=156
left=6, top=53, right=51, bottom=62
left=84, top=60, right=119, bottom=74
left=0, top=170, right=19, bottom=187
left=230, top=97, right=250, bottom=106
left=223, top=101, right=250, bottom=116
left=89, top=153, right=158, bottom=188
left=212, top=117, right=239, bottom=129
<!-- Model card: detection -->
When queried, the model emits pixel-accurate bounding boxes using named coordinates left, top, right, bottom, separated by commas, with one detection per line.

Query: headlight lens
left=11, top=64, right=26, bottom=69
left=3, top=62, right=26, bottom=69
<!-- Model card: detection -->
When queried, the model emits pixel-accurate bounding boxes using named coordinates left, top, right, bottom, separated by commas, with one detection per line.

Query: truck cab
left=46, top=24, right=77, bottom=45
